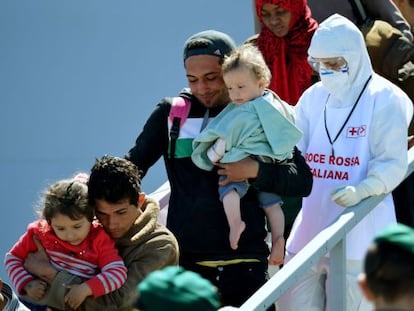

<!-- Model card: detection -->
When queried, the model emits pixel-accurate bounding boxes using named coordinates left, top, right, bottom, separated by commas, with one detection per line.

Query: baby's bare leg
left=264, top=203, right=285, bottom=265
left=223, top=189, right=246, bottom=250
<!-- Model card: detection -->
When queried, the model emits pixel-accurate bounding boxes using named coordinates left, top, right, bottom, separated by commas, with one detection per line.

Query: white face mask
left=319, top=65, right=349, bottom=94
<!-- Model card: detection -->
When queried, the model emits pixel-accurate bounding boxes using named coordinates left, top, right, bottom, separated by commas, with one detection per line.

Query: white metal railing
left=151, top=180, right=170, bottom=226
left=239, top=146, right=414, bottom=311
left=150, top=147, right=414, bottom=311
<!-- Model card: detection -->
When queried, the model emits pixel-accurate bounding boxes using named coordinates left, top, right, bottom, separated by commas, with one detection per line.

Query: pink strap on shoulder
left=169, top=97, right=191, bottom=126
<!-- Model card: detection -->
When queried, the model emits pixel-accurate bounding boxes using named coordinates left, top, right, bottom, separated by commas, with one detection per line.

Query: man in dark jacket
left=126, top=29, right=313, bottom=308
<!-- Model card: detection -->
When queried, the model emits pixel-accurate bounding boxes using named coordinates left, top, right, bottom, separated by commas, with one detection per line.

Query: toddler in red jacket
left=4, top=173, right=127, bottom=310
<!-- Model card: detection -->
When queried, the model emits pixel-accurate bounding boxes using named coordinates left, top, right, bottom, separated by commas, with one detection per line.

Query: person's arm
left=64, top=283, right=92, bottom=310
left=22, top=279, right=47, bottom=302
left=47, top=222, right=178, bottom=310
left=22, top=237, right=58, bottom=285
left=47, top=244, right=177, bottom=311
left=217, top=146, right=313, bottom=197
left=365, top=0, right=413, bottom=41
left=125, top=100, right=170, bottom=177
left=254, top=146, right=313, bottom=196
left=79, top=236, right=177, bottom=310
left=333, top=88, right=411, bottom=207
left=84, top=228, right=128, bottom=298
left=51, top=228, right=129, bottom=309
left=6, top=229, right=55, bottom=295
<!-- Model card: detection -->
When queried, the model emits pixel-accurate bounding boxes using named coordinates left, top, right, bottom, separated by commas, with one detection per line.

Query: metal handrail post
left=328, top=237, right=346, bottom=311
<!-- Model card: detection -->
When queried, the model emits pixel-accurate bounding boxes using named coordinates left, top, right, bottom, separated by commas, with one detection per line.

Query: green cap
left=137, top=266, right=220, bottom=311
left=374, top=223, right=414, bottom=255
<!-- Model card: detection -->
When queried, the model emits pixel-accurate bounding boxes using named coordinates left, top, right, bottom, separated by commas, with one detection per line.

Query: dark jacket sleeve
left=364, top=0, right=413, bottom=41
left=251, top=146, right=313, bottom=197
left=126, top=100, right=170, bottom=178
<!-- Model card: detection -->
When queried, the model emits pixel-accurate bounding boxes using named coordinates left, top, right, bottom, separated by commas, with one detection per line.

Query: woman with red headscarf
left=253, top=0, right=318, bottom=105
left=245, top=0, right=318, bottom=260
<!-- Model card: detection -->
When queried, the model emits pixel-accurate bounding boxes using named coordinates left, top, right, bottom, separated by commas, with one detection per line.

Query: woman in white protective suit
left=277, top=14, right=413, bottom=311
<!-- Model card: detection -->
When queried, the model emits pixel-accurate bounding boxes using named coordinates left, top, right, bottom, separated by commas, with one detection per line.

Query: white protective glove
left=207, top=137, right=226, bottom=163
left=331, top=176, right=386, bottom=207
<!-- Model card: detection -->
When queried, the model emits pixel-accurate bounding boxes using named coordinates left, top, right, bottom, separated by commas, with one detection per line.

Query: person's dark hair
left=40, top=177, right=93, bottom=223
left=364, top=241, right=414, bottom=302
left=88, top=155, right=142, bottom=207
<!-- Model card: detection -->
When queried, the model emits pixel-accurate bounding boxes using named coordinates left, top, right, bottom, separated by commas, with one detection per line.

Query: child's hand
left=64, top=283, right=92, bottom=310
left=24, top=279, right=47, bottom=301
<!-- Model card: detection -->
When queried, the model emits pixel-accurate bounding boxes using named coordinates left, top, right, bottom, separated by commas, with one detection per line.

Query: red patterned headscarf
left=256, top=0, right=318, bottom=105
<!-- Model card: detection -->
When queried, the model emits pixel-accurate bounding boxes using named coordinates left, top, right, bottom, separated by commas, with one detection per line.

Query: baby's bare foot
left=229, top=221, right=246, bottom=250
left=269, top=236, right=285, bottom=265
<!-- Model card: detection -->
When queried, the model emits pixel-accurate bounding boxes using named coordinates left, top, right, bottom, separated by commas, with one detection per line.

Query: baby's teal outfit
left=192, top=90, right=302, bottom=206
left=192, top=90, right=302, bottom=171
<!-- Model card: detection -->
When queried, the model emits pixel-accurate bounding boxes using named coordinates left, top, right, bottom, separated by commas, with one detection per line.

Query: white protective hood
left=308, top=14, right=373, bottom=104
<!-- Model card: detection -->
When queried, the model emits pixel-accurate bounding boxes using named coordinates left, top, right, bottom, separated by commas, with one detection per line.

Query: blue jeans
left=218, top=176, right=282, bottom=208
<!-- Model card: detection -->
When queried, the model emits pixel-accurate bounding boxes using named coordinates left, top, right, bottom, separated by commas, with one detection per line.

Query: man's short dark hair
left=88, top=155, right=142, bottom=207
